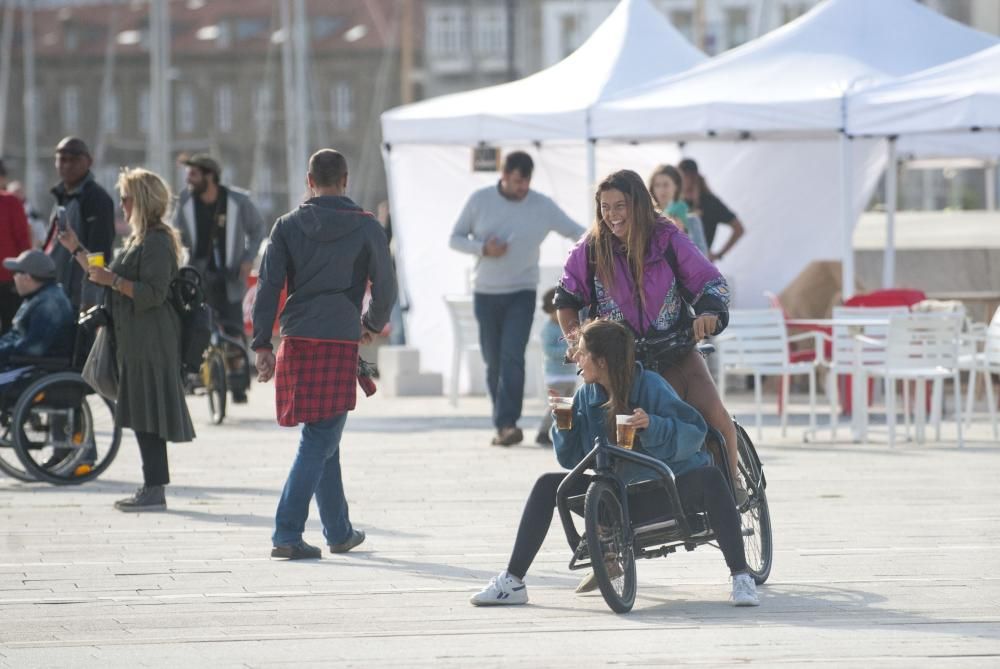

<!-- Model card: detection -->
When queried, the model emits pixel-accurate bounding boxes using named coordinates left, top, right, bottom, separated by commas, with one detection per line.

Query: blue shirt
left=552, top=364, right=709, bottom=483
left=541, top=318, right=577, bottom=381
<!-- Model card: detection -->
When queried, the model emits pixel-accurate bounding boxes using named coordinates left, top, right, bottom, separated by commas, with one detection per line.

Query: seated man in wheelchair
left=0, top=250, right=74, bottom=367
left=470, top=320, right=759, bottom=608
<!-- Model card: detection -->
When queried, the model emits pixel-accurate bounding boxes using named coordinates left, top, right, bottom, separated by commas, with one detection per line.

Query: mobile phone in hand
left=56, top=206, right=68, bottom=231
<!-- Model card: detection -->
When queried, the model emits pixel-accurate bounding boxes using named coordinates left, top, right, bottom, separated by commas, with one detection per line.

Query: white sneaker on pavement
left=470, top=571, right=528, bottom=606
left=730, top=572, right=760, bottom=607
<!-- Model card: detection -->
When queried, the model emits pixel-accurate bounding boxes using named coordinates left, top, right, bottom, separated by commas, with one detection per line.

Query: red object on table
left=839, top=289, right=928, bottom=414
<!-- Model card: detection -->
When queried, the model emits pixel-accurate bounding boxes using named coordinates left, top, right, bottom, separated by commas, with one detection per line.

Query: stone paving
left=1, top=384, right=999, bottom=667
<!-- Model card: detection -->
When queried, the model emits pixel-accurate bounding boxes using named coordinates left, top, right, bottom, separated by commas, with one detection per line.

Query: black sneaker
left=535, top=430, right=552, bottom=446
left=328, top=529, right=365, bottom=554
left=231, top=390, right=248, bottom=404
left=114, top=486, right=166, bottom=512
left=271, top=541, right=322, bottom=560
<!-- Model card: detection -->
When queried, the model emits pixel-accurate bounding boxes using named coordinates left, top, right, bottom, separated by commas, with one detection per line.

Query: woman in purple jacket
left=553, top=169, right=743, bottom=500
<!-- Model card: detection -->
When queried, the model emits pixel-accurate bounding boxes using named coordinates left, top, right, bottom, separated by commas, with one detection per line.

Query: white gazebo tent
left=380, top=0, right=705, bottom=386
left=849, top=43, right=1000, bottom=287
left=590, top=0, right=998, bottom=305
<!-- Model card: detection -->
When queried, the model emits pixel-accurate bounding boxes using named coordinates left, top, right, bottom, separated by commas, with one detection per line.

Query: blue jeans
left=473, top=290, right=536, bottom=430
left=273, top=413, right=353, bottom=546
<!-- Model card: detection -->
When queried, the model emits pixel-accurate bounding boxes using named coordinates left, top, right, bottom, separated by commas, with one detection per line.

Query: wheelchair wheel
left=584, top=479, right=636, bottom=614
left=735, top=422, right=773, bottom=585
left=203, top=350, right=226, bottom=425
left=0, top=420, right=37, bottom=482
left=12, top=372, right=121, bottom=485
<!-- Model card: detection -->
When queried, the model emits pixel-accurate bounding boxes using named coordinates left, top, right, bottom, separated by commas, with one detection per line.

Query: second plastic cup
left=616, top=414, right=636, bottom=449
left=552, top=397, right=574, bottom=430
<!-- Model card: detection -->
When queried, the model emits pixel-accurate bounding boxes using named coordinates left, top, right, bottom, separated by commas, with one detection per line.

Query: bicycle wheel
left=204, top=350, right=227, bottom=425
left=584, top=479, right=636, bottom=614
left=735, top=422, right=773, bottom=584
left=12, top=372, right=121, bottom=485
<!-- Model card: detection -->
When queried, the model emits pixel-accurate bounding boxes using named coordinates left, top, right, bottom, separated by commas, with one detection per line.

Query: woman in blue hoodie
left=470, top=320, right=759, bottom=608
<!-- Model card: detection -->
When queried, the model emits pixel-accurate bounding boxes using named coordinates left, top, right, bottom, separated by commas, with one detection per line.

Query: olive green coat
left=109, top=229, right=195, bottom=443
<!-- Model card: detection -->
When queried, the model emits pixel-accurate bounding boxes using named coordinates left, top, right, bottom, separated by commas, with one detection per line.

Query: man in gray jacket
left=253, top=149, right=396, bottom=560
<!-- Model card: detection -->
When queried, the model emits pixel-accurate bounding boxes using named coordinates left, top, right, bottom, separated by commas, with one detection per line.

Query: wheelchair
left=555, top=414, right=772, bottom=614
left=0, top=311, right=121, bottom=486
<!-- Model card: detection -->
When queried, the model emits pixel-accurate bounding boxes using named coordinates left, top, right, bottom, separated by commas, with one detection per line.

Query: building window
left=725, top=7, right=750, bottom=49
left=331, top=82, right=353, bottom=131
left=781, top=2, right=813, bottom=23
left=101, top=92, right=119, bottom=134
left=215, top=85, right=233, bottom=133
left=177, top=87, right=197, bottom=133
left=61, top=86, right=80, bottom=132
left=475, top=6, right=506, bottom=56
left=670, top=9, right=694, bottom=42
left=138, top=87, right=150, bottom=135
left=427, top=6, right=469, bottom=56
left=558, top=11, right=581, bottom=59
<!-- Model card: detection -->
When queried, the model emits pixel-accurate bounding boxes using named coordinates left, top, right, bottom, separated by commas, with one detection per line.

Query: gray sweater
left=449, top=184, right=585, bottom=294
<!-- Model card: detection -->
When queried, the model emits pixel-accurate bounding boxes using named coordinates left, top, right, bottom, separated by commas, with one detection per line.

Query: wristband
left=73, top=246, right=84, bottom=257
left=111, top=275, right=123, bottom=292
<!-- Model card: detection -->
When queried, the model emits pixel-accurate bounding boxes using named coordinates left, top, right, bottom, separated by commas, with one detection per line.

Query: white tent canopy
left=381, top=0, right=706, bottom=390
left=587, top=0, right=997, bottom=305
left=591, top=0, right=997, bottom=139
left=849, top=43, right=1000, bottom=137
left=382, top=0, right=704, bottom=145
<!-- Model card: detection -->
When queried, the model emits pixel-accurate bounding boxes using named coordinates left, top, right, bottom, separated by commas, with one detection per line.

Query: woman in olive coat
left=59, top=168, right=194, bottom=511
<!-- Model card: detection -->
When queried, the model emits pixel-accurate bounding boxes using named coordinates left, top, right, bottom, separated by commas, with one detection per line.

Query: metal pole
left=399, top=0, right=414, bottom=104
left=505, top=0, right=516, bottom=81
left=0, top=0, right=16, bottom=156
left=280, top=0, right=298, bottom=206
left=985, top=162, right=997, bottom=211
left=840, top=133, right=855, bottom=301
left=292, top=0, right=309, bottom=185
left=882, top=137, right=897, bottom=289
left=147, top=0, right=171, bottom=179
left=94, top=6, right=120, bottom=168
left=22, top=0, right=37, bottom=203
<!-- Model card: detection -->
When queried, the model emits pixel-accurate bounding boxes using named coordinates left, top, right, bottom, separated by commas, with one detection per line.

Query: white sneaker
left=470, top=571, right=529, bottom=606
left=730, top=572, right=760, bottom=607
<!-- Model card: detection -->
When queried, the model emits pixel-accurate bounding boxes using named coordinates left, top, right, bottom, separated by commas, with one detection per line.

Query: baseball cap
left=183, top=153, right=222, bottom=178
left=55, top=136, right=91, bottom=157
left=3, top=250, right=56, bottom=280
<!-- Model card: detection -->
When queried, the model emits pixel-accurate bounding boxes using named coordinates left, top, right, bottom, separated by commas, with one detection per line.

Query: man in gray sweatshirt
left=450, top=152, right=585, bottom=446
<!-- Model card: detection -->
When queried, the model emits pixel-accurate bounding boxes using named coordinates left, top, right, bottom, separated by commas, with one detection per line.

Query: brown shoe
left=491, top=426, right=523, bottom=447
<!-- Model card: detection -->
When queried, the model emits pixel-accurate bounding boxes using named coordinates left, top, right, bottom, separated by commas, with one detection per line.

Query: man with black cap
left=44, top=137, right=115, bottom=311
left=0, top=249, right=74, bottom=366
left=173, top=154, right=265, bottom=401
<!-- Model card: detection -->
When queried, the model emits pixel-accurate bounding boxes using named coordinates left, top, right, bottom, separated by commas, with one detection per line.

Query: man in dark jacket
left=253, top=149, right=396, bottom=560
left=44, top=137, right=115, bottom=311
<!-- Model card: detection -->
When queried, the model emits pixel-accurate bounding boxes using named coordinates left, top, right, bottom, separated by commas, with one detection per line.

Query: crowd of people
left=0, top=137, right=756, bottom=608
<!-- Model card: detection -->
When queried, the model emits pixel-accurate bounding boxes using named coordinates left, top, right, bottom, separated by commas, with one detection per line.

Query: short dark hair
left=678, top=158, right=699, bottom=175
left=542, top=287, right=558, bottom=314
left=309, top=149, right=348, bottom=187
left=502, top=151, right=533, bottom=178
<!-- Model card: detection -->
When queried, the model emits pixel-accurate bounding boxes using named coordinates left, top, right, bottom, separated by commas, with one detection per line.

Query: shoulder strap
left=663, top=234, right=694, bottom=304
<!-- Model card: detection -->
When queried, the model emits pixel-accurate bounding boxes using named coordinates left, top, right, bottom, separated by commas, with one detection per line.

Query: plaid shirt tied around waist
left=275, top=337, right=374, bottom=427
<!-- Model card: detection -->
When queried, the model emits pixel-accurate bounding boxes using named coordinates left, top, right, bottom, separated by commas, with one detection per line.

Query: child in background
left=536, top=287, right=578, bottom=445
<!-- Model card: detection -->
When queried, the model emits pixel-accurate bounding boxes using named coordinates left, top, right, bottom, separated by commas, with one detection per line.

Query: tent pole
left=586, top=139, right=596, bottom=219
left=883, top=137, right=897, bottom=289
left=840, top=133, right=855, bottom=301
left=985, top=162, right=997, bottom=211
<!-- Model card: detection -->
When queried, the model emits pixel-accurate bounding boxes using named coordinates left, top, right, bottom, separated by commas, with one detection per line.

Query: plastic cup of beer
left=616, top=414, right=636, bottom=449
left=86, top=252, right=105, bottom=268
left=552, top=397, right=574, bottom=430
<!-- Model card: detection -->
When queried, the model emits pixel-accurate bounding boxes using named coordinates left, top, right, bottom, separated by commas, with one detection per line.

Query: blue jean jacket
left=552, top=364, right=710, bottom=484
left=0, top=282, right=75, bottom=366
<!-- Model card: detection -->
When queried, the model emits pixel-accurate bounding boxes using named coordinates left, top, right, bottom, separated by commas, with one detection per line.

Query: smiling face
left=599, top=188, right=631, bottom=240
left=650, top=173, right=676, bottom=208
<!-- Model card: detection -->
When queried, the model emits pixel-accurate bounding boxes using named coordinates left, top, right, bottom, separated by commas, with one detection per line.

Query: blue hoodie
left=552, top=364, right=709, bottom=483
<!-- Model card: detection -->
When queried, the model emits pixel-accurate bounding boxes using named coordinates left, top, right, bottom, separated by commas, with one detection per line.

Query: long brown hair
left=580, top=320, right=636, bottom=436
left=590, top=170, right=658, bottom=308
left=647, top=164, right=683, bottom=209
left=117, top=167, right=182, bottom=262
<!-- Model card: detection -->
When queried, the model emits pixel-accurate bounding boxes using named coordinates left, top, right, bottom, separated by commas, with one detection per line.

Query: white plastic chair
left=860, top=313, right=964, bottom=448
left=443, top=295, right=480, bottom=407
left=823, top=306, right=909, bottom=439
left=959, top=306, right=1000, bottom=439
left=717, top=308, right=819, bottom=443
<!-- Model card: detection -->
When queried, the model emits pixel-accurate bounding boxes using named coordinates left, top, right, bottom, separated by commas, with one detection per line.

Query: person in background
left=59, top=168, right=195, bottom=512
left=450, top=151, right=586, bottom=447
left=44, top=137, right=116, bottom=312
left=0, top=250, right=74, bottom=365
left=648, top=164, right=708, bottom=257
left=678, top=158, right=744, bottom=263
left=0, top=175, right=32, bottom=332
left=535, top=287, right=578, bottom=446
left=7, top=181, right=48, bottom=249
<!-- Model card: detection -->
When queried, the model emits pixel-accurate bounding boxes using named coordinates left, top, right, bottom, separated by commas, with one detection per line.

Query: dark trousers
left=0, top=282, right=21, bottom=334
left=205, top=272, right=245, bottom=339
left=473, top=290, right=536, bottom=430
left=136, top=431, right=170, bottom=486
left=506, top=467, right=747, bottom=580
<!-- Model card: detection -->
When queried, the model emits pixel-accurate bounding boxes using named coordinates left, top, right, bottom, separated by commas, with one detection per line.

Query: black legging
left=506, top=466, right=747, bottom=580
left=135, top=431, right=170, bottom=487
